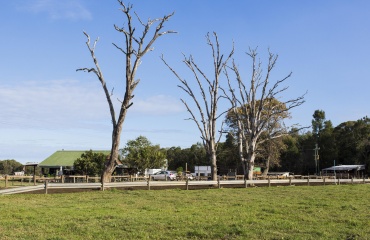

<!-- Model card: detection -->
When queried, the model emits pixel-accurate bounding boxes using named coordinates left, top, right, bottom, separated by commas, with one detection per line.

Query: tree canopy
left=0, top=160, right=23, bottom=175
left=73, top=150, right=108, bottom=176
left=122, top=136, right=166, bottom=173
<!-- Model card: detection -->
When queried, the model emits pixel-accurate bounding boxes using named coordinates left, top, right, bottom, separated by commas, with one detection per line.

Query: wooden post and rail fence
left=0, top=174, right=369, bottom=195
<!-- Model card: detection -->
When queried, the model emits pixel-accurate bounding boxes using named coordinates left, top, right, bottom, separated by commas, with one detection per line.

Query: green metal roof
left=38, top=150, right=111, bottom=168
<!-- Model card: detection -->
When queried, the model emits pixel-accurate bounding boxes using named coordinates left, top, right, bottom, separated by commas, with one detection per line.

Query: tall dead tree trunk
left=225, top=48, right=306, bottom=180
left=77, top=1, right=175, bottom=183
left=162, top=32, right=234, bottom=180
left=222, top=72, right=248, bottom=178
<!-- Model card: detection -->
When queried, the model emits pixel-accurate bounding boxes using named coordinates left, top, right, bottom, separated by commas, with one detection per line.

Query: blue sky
left=1, top=0, right=370, bottom=163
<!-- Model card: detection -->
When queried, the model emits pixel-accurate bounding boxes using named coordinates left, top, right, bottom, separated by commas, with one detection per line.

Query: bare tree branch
left=78, top=1, right=175, bottom=182
left=162, top=32, right=234, bottom=180
left=225, top=47, right=307, bottom=179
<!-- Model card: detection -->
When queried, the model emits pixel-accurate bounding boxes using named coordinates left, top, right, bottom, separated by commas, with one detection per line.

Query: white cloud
left=132, top=95, right=184, bottom=115
left=0, top=79, right=108, bottom=130
left=23, top=0, right=92, bottom=21
left=0, top=80, right=185, bottom=131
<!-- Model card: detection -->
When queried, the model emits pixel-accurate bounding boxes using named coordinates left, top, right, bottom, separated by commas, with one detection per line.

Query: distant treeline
left=166, top=113, right=370, bottom=176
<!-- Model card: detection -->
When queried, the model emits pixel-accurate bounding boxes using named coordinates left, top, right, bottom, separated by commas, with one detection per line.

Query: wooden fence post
left=307, top=177, right=310, bottom=186
left=147, top=177, right=151, bottom=190
left=101, top=181, right=105, bottom=191
left=364, top=177, right=366, bottom=184
left=323, top=177, right=326, bottom=186
left=338, top=178, right=340, bottom=185
left=217, top=178, right=221, bottom=189
left=45, top=180, right=48, bottom=194
left=186, top=178, right=189, bottom=190
left=268, top=176, right=271, bottom=187
left=244, top=178, right=248, bottom=188
left=289, top=178, right=292, bottom=186
left=5, top=175, right=8, bottom=188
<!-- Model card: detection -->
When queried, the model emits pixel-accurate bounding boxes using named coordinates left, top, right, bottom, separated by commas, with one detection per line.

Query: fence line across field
left=1, top=176, right=369, bottom=195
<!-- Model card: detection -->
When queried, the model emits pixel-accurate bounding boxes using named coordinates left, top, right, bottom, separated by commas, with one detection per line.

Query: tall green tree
left=312, top=110, right=326, bottom=140
left=122, top=136, right=166, bottom=173
left=311, top=110, right=337, bottom=170
left=319, top=120, right=337, bottom=169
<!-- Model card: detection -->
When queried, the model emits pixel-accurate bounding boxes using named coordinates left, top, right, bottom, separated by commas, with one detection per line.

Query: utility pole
left=314, top=144, right=320, bottom=175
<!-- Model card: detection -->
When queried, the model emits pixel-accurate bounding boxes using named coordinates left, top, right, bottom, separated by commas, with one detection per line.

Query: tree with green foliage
left=257, top=132, right=287, bottom=176
left=312, top=110, right=326, bottom=140
left=165, top=146, right=185, bottom=170
left=333, top=121, right=358, bottom=165
left=301, top=131, right=319, bottom=174
left=318, top=120, right=337, bottom=169
left=0, top=159, right=23, bottom=175
left=355, top=117, right=370, bottom=172
left=74, top=150, right=108, bottom=176
left=122, top=136, right=166, bottom=173
left=166, top=143, right=208, bottom=172
left=334, top=117, right=370, bottom=173
left=311, top=110, right=337, bottom=170
left=279, top=133, right=301, bottom=173
left=78, top=1, right=175, bottom=182
left=217, top=133, right=240, bottom=174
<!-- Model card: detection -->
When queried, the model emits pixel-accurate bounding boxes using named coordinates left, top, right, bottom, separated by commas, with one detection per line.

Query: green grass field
left=0, top=184, right=369, bottom=239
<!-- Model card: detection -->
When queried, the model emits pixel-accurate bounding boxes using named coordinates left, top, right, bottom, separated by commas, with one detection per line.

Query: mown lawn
left=0, top=184, right=369, bottom=239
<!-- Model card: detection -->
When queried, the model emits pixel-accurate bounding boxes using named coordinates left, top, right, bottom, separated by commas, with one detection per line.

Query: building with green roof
left=39, top=150, right=111, bottom=174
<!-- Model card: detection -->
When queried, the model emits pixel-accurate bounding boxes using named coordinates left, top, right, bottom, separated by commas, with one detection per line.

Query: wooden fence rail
left=1, top=177, right=369, bottom=195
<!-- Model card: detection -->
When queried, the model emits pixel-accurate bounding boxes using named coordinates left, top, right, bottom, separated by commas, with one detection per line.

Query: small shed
left=322, top=165, right=366, bottom=179
left=23, top=162, right=39, bottom=185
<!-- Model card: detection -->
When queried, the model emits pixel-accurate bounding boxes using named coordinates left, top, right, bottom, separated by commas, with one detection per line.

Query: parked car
left=184, top=172, right=194, bottom=180
left=151, top=170, right=177, bottom=181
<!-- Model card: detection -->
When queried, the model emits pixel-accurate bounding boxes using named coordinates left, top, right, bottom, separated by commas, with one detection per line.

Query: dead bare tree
left=162, top=32, right=234, bottom=180
left=77, top=1, right=175, bottom=183
left=223, top=70, right=248, bottom=177
left=224, top=48, right=306, bottom=180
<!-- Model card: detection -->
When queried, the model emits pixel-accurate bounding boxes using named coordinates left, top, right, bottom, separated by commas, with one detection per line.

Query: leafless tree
left=162, top=32, right=234, bottom=180
left=77, top=1, right=175, bottom=182
left=224, top=48, right=306, bottom=180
